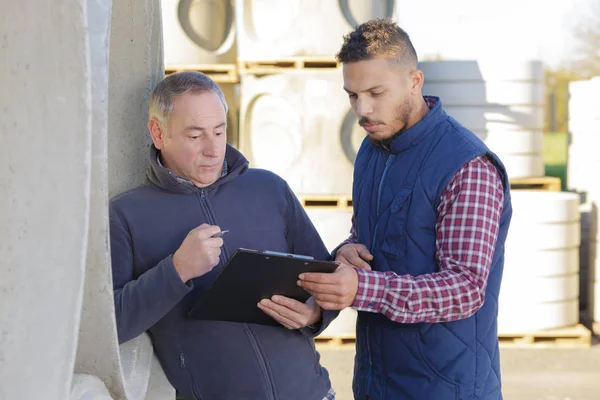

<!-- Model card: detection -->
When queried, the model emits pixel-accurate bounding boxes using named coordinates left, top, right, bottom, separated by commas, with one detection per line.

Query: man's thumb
left=358, top=246, right=374, bottom=260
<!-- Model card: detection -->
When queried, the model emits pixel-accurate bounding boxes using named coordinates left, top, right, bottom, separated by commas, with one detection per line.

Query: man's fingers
left=259, top=306, right=295, bottom=329
left=271, top=295, right=306, bottom=313
left=259, top=299, right=301, bottom=320
left=357, top=246, right=374, bottom=261
left=298, top=272, right=339, bottom=285
left=346, top=253, right=371, bottom=270
left=334, top=254, right=351, bottom=264
left=298, top=279, right=340, bottom=295
left=206, top=237, right=224, bottom=248
left=196, top=225, right=221, bottom=238
left=306, top=293, right=343, bottom=304
left=257, top=302, right=300, bottom=329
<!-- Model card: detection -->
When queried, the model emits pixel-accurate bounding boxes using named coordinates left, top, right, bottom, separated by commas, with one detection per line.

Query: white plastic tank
left=567, top=77, right=600, bottom=322
left=305, top=207, right=358, bottom=338
left=162, top=0, right=237, bottom=65
left=221, top=83, right=240, bottom=147
left=239, top=70, right=362, bottom=196
left=235, top=0, right=396, bottom=60
left=498, top=191, right=581, bottom=333
left=419, top=60, right=545, bottom=179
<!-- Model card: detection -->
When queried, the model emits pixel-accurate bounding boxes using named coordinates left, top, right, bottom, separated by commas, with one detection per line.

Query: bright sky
left=396, top=0, right=594, bottom=68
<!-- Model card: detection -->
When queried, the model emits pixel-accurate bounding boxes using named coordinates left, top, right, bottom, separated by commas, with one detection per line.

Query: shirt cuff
left=352, top=268, right=386, bottom=313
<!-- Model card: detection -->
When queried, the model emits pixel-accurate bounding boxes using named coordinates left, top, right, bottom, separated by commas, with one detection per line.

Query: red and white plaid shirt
left=348, top=155, right=504, bottom=323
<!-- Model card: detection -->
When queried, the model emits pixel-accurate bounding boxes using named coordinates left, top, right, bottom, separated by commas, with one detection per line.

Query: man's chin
left=191, top=173, right=220, bottom=188
left=367, top=130, right=393, bottom=143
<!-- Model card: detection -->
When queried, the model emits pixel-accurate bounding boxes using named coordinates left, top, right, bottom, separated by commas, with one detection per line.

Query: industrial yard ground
left=318, top=337, right=600, bottom=400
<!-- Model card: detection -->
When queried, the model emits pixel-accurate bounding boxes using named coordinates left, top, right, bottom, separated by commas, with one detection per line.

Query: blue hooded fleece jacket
left=109, top=144, right=336, bottom=400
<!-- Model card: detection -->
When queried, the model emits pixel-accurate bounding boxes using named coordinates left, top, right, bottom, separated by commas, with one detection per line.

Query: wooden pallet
left=509, top=176, right=562, bottom=192
left=299, top=195, right=353, bottom=209
left=498, top=324, right=591, bottom=349
left=314, top=335, right=356, bottom=348
left=164, top=64, right=239, bottom=83
left=238, top=57, right=339, bottom=74
left=314, top=324, right=593, bottom=349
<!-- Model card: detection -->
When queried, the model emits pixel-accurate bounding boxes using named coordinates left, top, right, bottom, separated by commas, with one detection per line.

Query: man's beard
left=365, top=98, right=413, bottom=148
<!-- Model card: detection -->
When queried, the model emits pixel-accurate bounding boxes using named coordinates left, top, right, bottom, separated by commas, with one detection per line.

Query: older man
left=110, top=71, right=336, bottom=400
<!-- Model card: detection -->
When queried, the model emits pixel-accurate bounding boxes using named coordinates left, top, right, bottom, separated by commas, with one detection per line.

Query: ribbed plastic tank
left=239, top=70, right=361, bottom=196
left=235, top=0, right=396, bottom=60
left=162, top=0, right=237, bottom=65
left=498, top=191, right=581, bottom=333
left=420, top=60, right=545, bottom=179
left=567, top=77, right=600, bottom=322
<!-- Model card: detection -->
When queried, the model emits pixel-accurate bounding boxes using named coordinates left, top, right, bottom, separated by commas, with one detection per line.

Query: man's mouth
left=361, top=123, right=381, bottom=133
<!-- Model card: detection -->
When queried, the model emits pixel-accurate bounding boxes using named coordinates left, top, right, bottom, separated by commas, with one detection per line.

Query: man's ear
left=410, top=69, right=425, bottom=94
left=148, top=118, right=165, bottom=149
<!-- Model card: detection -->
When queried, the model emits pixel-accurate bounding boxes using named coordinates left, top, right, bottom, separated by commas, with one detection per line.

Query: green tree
left=571, top=0, right=600, bottom=76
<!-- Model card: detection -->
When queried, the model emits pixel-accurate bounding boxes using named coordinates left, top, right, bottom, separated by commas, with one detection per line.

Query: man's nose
left=355, top=97, right=373, bottom=117
left=203, top=138, right=219, bottom=157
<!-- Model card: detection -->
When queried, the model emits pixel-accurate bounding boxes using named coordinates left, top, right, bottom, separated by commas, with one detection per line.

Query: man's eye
left=216, top=131, right=225, bottom=136
left=348, top=93, right=357, bottom=99
left=190, top=136, right=199, bottom=139
left=371, top=92, right=383, bottom=97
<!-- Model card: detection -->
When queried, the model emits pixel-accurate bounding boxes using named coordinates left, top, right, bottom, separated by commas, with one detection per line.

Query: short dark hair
left=336, top=19, right=418, bottom=67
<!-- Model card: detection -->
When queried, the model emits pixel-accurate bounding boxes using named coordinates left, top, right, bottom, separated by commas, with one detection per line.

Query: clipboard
left=188, top=248, right=338, bottom=326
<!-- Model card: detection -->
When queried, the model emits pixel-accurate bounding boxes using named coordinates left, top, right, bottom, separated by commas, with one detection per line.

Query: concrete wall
left=74, top=0, right=173, bottom=399
left=1, top=0, right=173, bottom=398
left=0, top=1, right=92, bottom=398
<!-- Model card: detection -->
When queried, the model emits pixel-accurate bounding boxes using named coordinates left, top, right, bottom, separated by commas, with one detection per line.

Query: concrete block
left=108, top=0, right=164, bottom=197
left=74, top=0, right=174, bottom=399
left=71, top=375, right=114, bottom=400
left=0, top=1, right=92, bottom=399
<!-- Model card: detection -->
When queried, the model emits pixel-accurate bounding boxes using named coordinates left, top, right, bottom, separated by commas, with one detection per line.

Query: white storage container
left=235, top=0, right=396, bottom=60
left=420, top=60, right=545, bottom=178
left=162, top=0, right=236, bottom=65
left=240, top=71, right=360, bottom=195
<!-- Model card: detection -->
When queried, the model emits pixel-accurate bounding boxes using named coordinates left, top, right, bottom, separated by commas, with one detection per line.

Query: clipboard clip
left=261, top=250, right=315, bottom=261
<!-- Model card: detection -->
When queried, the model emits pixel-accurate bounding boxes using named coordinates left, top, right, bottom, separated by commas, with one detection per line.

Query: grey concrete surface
left=319, top=343, right=600, bottom=400
left=0, top=1, right=92, bottom=399
left=73, top=0, right=174, bottom=398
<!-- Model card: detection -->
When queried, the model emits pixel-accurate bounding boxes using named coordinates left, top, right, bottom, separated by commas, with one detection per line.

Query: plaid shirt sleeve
left=351, top=155, right=504, bottom=323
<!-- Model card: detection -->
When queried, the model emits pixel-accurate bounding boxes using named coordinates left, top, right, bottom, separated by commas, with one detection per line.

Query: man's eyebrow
left=184, top=122, right=226, bottom=132
left=343, top=85, right=384, bottom=93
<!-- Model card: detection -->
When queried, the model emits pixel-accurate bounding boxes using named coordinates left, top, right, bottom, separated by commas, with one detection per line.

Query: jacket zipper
left=371, top=154, right=396, bottom=252
left=245, top=325, right=276, bottom=400
left=180, top=353, right=204, bottom=400
left=198, top=189, right=229, bottom=260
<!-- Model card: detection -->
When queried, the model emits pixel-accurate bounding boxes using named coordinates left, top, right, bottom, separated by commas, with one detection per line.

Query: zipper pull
left=180, top=353, right=185, bottom=369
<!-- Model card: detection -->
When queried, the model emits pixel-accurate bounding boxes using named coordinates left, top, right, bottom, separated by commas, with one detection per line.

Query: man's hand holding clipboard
left=299, top=243, right=373, bottom=310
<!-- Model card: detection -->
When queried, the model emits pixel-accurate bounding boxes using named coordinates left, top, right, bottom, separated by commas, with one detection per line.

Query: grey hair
left=149, top=71, right=228, bottom=129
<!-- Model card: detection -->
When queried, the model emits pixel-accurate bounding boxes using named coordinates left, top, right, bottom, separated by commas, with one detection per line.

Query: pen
left=211, top=230, right=229, bottom=238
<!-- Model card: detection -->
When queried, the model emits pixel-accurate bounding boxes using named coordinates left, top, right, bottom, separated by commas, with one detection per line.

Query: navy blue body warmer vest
left=351, top=97, right=512, bottom=400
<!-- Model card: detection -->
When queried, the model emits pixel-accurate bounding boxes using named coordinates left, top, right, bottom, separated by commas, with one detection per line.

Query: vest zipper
left=365, top=325, right=373, bottom=396
left=371, top=154, right=396, bottom=251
